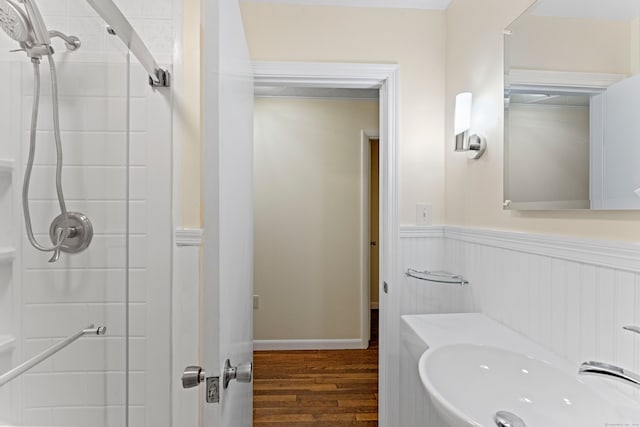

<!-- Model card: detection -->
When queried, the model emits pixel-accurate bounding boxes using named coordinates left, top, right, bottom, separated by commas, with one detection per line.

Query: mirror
left=504, top=0, right=640, bottom=210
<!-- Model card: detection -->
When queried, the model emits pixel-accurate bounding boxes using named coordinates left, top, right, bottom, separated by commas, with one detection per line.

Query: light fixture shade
left=454, top=92, right=472, bottom=136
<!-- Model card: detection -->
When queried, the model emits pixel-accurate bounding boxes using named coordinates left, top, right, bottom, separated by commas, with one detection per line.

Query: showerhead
left=0, top=0, right=32, bottom=44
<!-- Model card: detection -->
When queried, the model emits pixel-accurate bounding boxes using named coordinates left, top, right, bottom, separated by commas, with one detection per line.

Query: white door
left=201, top=0, right=254, bottom=424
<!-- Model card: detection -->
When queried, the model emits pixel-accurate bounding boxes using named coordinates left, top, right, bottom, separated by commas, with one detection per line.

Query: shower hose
left=22, top=53, right=69, bottom=262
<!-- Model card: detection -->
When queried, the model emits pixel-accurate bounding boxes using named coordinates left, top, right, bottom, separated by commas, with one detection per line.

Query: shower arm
left=48, top=30, right=80, bottom=51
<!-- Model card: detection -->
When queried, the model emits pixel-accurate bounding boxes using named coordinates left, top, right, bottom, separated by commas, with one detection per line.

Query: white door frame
left=253, top=61, right=399, bottom=427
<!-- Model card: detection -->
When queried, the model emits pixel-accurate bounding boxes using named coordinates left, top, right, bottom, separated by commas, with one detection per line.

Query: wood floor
left=253, top=310, right=379, bottom=426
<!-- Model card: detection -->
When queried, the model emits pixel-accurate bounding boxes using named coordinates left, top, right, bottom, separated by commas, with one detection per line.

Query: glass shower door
left=0, top=5, right=131, bottom=425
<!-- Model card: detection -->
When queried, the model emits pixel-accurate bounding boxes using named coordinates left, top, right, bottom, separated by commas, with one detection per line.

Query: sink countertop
left=402, top=313, right=640, bottom=413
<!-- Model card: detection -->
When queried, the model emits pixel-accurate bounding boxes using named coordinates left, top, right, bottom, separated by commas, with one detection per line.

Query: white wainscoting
left=398, top=225, right=640, bottom=425
left=443, top=226, right=640, bottom=402
left=400, top=226, right=474, bottom=316
left=172, top=228, right=202, bottom=427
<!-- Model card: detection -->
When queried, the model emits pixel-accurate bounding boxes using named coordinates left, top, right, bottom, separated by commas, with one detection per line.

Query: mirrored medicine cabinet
left=504, top=0, right=640, bottom=210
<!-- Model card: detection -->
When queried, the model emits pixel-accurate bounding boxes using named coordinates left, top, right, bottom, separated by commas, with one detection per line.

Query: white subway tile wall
left=398, top=226, right=640, bottom=425
left=0, top=0, right=174, bottom=425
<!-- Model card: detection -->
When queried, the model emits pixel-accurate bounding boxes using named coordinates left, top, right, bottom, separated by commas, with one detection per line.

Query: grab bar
left=0, top=324, right=106, bottom=387
left=406, top=268, right=469, bottom=285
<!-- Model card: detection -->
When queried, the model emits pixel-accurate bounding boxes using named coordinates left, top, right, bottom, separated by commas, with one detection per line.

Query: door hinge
left=383, top=281, right=388, bottom=294
left=206, top=376, right=220, bottom=403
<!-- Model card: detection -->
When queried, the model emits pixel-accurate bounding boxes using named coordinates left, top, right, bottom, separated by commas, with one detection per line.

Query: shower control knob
left=182, top=366, right=205, bottom=389
left=49, top=212, right=93, bottom=255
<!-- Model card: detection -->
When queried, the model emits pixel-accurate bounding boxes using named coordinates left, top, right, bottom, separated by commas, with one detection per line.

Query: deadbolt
left=182, top=365, right=205, bottom=389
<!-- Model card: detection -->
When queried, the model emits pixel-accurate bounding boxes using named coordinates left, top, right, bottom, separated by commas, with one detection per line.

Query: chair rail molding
left=443, top=226, right=640, bottom=273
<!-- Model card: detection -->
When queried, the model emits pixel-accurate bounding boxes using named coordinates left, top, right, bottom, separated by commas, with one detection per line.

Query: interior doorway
left=251, top=61, right=400, bottom=427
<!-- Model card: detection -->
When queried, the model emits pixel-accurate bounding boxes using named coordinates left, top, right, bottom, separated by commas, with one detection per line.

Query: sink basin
left=419, top=344, right=639, bottom=427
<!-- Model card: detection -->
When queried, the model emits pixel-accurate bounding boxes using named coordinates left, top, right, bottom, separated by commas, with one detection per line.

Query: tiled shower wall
left=0, top=0, right=175, bottom=425
left=399, top=226, right=640, bottom=403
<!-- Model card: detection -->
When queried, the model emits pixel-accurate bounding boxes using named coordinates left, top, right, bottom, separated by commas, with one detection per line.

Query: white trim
left=241, top=0, right=452, bottom=10
left=443, top=226, right=640, bottom=273
left=400, top=225, right=445, bottom=238
left=254, top=339, right=364, bottom=351
left=253, top=61, right=399, bottom=427
left=508, top=69, right=625, bottom=90
left=175, top=228, right=204, bottom=247
left=253, top=61, right=399, bottom=90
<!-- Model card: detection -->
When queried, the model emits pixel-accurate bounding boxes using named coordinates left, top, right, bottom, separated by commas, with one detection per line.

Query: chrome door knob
left=182, top=365, right=205, bottom=389
left=223, top=359, right=252, bottom=389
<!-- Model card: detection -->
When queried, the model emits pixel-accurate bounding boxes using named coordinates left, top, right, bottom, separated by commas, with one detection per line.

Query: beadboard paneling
left=399, top=225, right=640, bottom=417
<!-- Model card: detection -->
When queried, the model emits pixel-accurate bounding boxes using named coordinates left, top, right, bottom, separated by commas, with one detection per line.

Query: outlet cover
left=416, top=203, right=432, bottom=226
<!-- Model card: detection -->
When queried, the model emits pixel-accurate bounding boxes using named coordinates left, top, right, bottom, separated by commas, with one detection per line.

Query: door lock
left=182, top=365, right=220, bottom=403
left=182, top=365, right=205, bottom=388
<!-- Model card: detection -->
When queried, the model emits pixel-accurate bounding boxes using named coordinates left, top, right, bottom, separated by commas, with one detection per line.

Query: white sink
left=419, top=343, right=639, bottom=427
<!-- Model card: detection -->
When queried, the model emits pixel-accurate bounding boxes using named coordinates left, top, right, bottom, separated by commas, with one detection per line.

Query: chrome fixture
left=182, top=365, right=221, bottom=404
left=223, top=359, right=253, bottom=389
left=182, top=365, right=206, bottom=389
left=578, top=326, right=640, bottom=388
left=494, top=411, right=526, bottom=427
left=0, top=0, right=90, bottom=262
left=0, top=324, right=106, bottom=387
left=0, top=0, right=80, bottom=59
left=454, top=92, right=486, bottom=159
left=48, top=212, right=93, bottom=262
left=579, top=361, right=640, bottom=388
left=406, top=268, right=469, bottom=285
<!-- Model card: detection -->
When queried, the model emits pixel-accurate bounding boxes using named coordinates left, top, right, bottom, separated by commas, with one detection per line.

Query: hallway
left=253, top=311, right=379, bottom=426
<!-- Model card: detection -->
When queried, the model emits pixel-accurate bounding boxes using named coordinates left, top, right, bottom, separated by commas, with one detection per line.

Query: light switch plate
left=416, top=203, right=432, bottom=226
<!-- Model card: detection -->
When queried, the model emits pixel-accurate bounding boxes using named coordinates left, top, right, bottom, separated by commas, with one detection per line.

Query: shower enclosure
left=0, top=0, right=173, bottom=425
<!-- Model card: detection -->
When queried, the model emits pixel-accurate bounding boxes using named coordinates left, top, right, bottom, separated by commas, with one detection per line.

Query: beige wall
left=445, top=0, right=640, bottom=241
left=253, top=98, right=379, bottom=340
left=508, top=15, right=631, bottom=74
left=241, top=4, right=446, bottom=225
left=181, top=0, right=202, bottom=227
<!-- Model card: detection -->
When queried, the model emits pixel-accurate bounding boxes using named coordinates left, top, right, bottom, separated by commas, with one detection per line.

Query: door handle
left=370, top=241, right=377, bottom=246
left=223, top=359, right=253, bottom=389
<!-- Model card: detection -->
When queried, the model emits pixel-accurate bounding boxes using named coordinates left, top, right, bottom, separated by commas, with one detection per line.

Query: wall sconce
left=454, top=92, right=486, bottom=159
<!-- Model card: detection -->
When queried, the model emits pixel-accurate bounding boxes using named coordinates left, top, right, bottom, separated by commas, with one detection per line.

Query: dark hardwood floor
left=253, top=310, right=379, bottom=426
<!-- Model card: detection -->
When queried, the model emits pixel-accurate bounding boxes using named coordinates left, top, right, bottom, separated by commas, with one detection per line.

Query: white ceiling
left=240, top=0, right=452, bottom=10
left=532, top=0, right=640, bottom=21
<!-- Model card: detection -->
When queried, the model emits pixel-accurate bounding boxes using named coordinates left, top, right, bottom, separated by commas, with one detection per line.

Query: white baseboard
left=254, top=338, right=364, bottom=351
